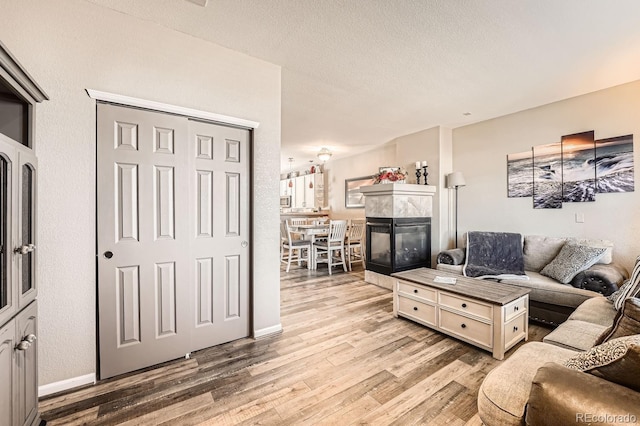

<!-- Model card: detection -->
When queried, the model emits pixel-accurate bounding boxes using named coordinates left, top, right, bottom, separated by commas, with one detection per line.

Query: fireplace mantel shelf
left=360, top=183, right=436, bottom=197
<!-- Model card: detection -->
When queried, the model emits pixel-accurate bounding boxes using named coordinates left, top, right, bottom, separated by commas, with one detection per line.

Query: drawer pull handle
left=513, top=326, right=519, bottom=332
left=461, top=303, right=467, bottom=308
left=414, top=289, right=418, bottom=294
left=514, top=306, right=519, bottom=311
left=413, top=307, right=418, bottom=311
left=461, top=323, right=467, bottom=329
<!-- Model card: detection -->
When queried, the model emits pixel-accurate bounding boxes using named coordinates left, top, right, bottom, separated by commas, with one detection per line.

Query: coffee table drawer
left=504, top=313, right=527, bottom=349
left=439, top=292, right=493, bottom=320
left=439, top=309, right=492, bottom=348
left=397, top=280, right=437, bottom=303
left=398, top=296, right=436, bottom=326
left=504, top=296, right=527, bottom=322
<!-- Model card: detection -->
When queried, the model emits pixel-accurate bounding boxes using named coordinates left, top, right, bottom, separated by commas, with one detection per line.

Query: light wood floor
left=40, top=263, right=551, bottom=425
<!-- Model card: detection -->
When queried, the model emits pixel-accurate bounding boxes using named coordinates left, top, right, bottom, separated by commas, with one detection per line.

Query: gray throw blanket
left=463, top=231, right=527, bottom=279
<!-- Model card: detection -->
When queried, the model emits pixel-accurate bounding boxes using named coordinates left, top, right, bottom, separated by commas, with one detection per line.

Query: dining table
left=289, top=224, right=329, bottom=270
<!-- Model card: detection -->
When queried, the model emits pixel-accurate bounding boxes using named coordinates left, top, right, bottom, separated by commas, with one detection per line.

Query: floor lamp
left=446, top=172, right=466, bottom=248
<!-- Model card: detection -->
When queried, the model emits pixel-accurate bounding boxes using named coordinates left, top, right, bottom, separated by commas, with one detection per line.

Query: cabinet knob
left=513, top=326, right=519, bottom=332
left=514, top=306, right=519, bottom=311
left=413, top=306, right=418, bottom=311
left=103, top=251, right=114, bottom=259
left=14, top=244, right=35, bottom=255
left=461, top=323, right=467, bottom=329
left=461, top=303, right=467, bottom=308
left=413, top=289, right=418, bottom=294
left=16, top=341, right=30, bottom=351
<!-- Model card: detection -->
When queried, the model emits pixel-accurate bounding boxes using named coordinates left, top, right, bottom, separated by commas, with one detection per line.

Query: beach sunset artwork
left=596, top=134, right=634, bottom=193
left=533, top=142, right=563, bottom=209
left=561, top=131, right=596, bottom=203
left=507, top=150, right=533, bottom=197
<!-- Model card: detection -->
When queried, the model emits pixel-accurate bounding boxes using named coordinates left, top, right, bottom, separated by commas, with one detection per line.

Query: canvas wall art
left=596, top=134, right=635, bottom=193
left=533, top=143, right=563, bottom=209
left=561, top=131, right=595, bottom=203
left=507, top=150, right=533, bottom=198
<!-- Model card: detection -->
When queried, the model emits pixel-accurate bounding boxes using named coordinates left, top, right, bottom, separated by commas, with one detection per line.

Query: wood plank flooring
left=40, top=264, right=551, bottom=425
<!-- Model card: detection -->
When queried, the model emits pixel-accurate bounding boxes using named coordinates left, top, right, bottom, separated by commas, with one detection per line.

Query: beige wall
left=453, top=79, right=640, bottom=271
left=324, top=143, right=396, bottom=220
left=325, top=127, right=452, bottom=263
left=1, top=0, right=281, bottom=386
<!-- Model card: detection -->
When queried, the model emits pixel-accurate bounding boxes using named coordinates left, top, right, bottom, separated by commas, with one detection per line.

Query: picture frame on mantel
left=345, top=175, right=375, bottom=208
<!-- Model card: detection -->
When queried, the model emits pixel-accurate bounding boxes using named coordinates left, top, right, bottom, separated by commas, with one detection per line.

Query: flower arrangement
left=374, top=167, right=407, bottom=184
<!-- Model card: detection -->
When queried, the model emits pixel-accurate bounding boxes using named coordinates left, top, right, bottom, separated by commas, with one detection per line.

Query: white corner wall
left=1, top=0, right=281, bottom=386
left=453, top=79, right=640, bottom=271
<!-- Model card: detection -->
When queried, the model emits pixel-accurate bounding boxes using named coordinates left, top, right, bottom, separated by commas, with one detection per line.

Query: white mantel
left=360, top=183, right=436, bottom=218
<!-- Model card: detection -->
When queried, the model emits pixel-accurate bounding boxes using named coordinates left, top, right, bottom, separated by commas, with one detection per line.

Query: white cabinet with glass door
left=0, top=41, right=48, bottom=426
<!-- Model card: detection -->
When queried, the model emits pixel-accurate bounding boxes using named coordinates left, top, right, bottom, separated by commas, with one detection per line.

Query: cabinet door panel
left=0, top=135, right=17, bottom=326
left=15, top=301, right=37, bottom=426
left=17, top=150, right=37, bottom=310
left=0, top=320, right=16, bottom=426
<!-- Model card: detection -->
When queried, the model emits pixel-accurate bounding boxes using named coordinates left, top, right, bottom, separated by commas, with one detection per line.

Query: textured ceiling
left=87, top=0, right=640, bottom=171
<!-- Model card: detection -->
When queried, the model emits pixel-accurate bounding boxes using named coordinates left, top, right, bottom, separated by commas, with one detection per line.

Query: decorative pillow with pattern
left=540, top=243, right=607, bottom=284
left=564, top=335, right=640, bottom=392
left=608, top=255, right=640, bottom=310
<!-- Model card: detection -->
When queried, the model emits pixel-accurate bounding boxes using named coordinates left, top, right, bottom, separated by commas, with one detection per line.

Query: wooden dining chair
left=345, top=219, right=366, bottom=271
left=313, top=220, right=348, bottom=275
left=281, top=220, right=311, bottom=272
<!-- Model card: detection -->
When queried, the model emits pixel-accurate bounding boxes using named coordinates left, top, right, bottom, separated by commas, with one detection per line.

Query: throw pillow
left=608, top=255, right=640, bottom=310
left=540, top=243, right=607, bottom=284
left=596, top=297, right=640, bottom=344
left=569, top=238, right=614, bottom=265
left=523, top=235, right=567, bottom=272
left=564, top=335, right=640, bottom=392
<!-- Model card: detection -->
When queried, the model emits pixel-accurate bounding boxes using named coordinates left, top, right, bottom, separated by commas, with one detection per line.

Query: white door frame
left=88, top=90, right=258, bottom=378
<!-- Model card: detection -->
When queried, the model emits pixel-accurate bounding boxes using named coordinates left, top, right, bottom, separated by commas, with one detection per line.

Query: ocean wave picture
left=533, top=143, right=563, bottom=209
left=562, top=131, right=595, bottom=203
left=507, top=150, right=533, bottom=197
left=596, top=134, right=634, bottom=193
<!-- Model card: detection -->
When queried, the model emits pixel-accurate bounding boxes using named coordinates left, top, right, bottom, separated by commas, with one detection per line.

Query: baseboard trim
left=39, top=373, right=96, bottom=398
left=254, top=323, right=283, bottom=339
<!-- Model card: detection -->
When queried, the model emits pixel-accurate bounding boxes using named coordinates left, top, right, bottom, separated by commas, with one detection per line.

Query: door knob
left=241, top=241, right=248, bottom=248
left=25, top=334, right=36, bottom=344
left=103, top=251, right=114, bottom=259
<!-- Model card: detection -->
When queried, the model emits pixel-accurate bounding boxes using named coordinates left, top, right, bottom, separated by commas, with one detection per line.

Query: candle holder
left=415, top=168, right=422, bottom=185
left=422, top=165, right=429, bottom=185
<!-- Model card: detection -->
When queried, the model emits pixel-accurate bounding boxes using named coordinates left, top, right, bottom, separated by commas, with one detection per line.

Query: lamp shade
left=446, top=172, right=466, bottom=188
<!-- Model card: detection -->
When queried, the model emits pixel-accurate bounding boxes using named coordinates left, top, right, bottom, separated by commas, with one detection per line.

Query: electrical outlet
left=575, top=213, right=585, bottom=223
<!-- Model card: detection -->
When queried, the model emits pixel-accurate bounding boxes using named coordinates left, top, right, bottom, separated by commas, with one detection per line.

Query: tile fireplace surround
left=360, top=183, right=436, bottom=289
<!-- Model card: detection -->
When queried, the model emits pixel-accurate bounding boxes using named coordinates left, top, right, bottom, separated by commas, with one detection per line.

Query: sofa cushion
left=543, top=320, right=609, bottom=351
left=501, top=271, right=600, bottom=308
left=597, top=298, right=640, bottom=344
left=567, top=296, right=617, bottom=327
left=540, top=243, right=607, bottom=284
left=523, top=235, right=566, bottom=272
left=478, top=342, right=576, bottom=426
left=564, top=335, right=640, bottom=392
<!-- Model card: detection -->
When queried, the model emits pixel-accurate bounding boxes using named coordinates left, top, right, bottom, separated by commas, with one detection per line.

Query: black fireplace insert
left=365, top=217, right=431, bottom=275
